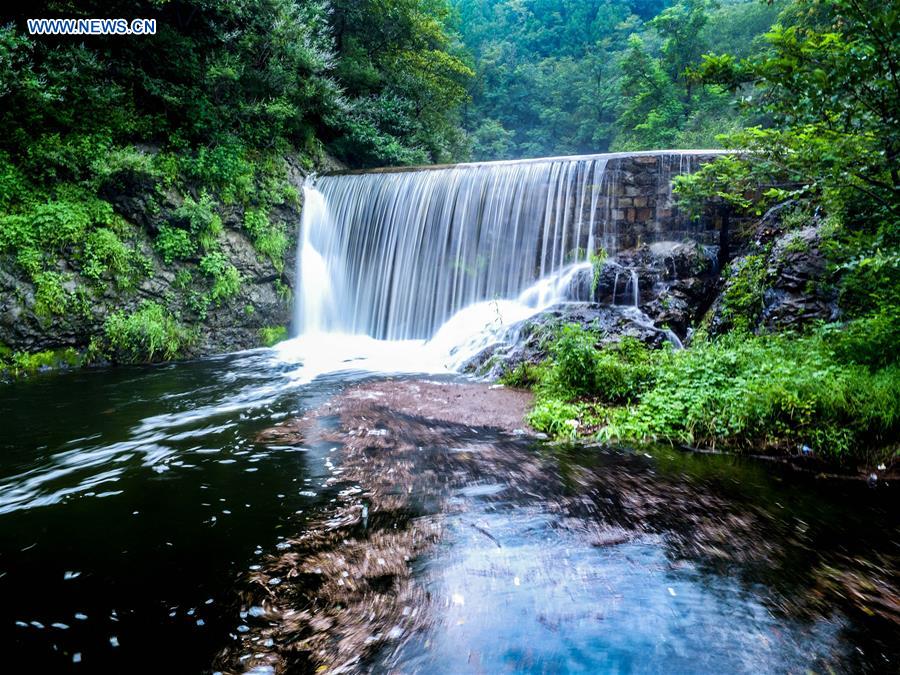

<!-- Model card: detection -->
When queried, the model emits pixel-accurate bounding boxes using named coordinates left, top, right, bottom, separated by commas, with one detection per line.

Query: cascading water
left=285, top=152, right=703, bottom=376
left=294, top=156, right=611, bottom=340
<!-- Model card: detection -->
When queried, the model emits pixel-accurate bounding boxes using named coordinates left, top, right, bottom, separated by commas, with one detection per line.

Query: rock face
left=705, top=205, right=839, bottom=335
left=761, top=225, right=838, bottom=330
left=0, top=159, right=302, bottom=358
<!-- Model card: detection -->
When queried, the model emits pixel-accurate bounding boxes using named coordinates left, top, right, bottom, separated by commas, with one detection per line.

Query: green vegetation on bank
left=508, top=0, right=899, bottom=464
left=0, top=0, right=473, bottom=369
left=517, top=323, right=898, bottom=462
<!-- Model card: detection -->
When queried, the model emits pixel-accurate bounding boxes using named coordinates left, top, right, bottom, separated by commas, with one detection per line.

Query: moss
left=0, top=346, right=82, bottom=379
left=717, top=253, right=768, bottom=333
left=259, top=325, right=288, bottom=347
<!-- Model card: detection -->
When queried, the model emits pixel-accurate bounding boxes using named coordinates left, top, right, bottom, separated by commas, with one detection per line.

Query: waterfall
left=286, top=150, right=714, bottom=373
left=294, top=156, right=612, bottom=340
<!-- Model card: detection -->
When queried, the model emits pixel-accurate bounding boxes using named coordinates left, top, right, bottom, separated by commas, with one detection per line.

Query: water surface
left=0, top=351, right=896, bottom=673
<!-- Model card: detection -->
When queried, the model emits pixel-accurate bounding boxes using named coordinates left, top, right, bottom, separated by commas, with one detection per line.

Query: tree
left=614, top=35, right=684, bottom=149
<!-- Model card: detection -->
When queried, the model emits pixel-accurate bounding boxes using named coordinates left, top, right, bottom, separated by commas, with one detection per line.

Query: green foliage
left=530, top=324, right=656, bottom=404
left=454, top=0, right=781, bottom=158
left=274, top=279, right=292, bottom=304
left=0, top=346, right=80, bottom=379
left=672, top=155, right=758, bottom=219
left=590, top=248, right=608, bottom=297
left=173, top=194, right=222, bottom=252
left=33, top=271, right=69, bottom=318
left=155, top=226, right=197, bottom=265
left=527, top=399, right=582, bottom=439
left=527, top=325, right=899, bottom=461
left=244, top=208, right=289, bottom=272
left=716, top=254, right=768, bottom=333
left=598, top=332, right=899, bottom=460
left=544, top=323, right=601, bottom=399
left=499, top=361, right=545, bottom=389
left=102, top=301, right=193, bottom=364
left=81, top=228, right=133, bottom=288
left=259, top=325, right=289, bottom=347
left=199, top=252, right=242, bottom=305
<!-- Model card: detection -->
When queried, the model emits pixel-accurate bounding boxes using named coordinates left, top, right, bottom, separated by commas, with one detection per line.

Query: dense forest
left=454, top=0, right=782, bottom=158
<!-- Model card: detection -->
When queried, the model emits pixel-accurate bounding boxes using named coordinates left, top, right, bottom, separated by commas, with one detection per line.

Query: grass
left=100, top=301, right=195, bottom=364
left=259, top=325, right=289, bottom=347
left=0, top=345, right=81, bottom=378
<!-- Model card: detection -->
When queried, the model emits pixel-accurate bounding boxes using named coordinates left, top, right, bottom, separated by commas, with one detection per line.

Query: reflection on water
left=0, top=354, right=897, bottom=673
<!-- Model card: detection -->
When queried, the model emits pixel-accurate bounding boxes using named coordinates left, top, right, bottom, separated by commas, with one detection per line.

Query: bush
left=499, top=361, right=545, bottom=389
left=81, top=228, right=133, bottom=287
left=592, top=338, right=656, bottom=404
left=199, top=251, right=241, bottom=305
left=543, top=323, right=600, bottom=399
left=597, top=332, right=900, bottom=459
left=33, top=271, right=69, bottom=318
left=173, top=193, right=222, bottom=251
left=525, top=319, right=899, bottom=462
left=716, top=254, right=768, bottom=333
left=102, top=301, right=193, bottom=363
left=155, top=225, right=197, bottom=264
left=535, top=326, right=655, bottom=404
left=526, top=399, right=582, bottom=438
left=244, top=207, right=289, bottom=271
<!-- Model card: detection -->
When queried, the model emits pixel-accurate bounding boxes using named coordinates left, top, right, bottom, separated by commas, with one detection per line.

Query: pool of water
left=0, top=348, right=896, bottom=673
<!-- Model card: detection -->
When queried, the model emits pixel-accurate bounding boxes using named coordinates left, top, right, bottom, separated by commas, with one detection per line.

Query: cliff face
left=0, top=155, right=306, bottom=364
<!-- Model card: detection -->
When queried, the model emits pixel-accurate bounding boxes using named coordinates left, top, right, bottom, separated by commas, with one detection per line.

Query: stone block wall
left=586, top=151, right=727, bottom=253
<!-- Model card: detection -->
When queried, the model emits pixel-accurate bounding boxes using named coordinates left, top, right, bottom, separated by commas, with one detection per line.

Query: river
left=0, top=345, right=896, bottom=673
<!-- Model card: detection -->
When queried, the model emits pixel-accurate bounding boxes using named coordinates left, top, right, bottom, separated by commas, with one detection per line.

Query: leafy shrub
left=173, top=193, right=222, bottom=251
left=499, top=361, right=544, bottom=389
left=274, top=278, right=292, bottom=303
left=181, top=143, right=254, bottom=205
left=716, top=254, right=768, bottom=333
left=102, top=301, right=193, bottom=363
left=526, top=399, right=581, bottom=438
left=825, top=308, right=899, bottom=371
left=33, top=271, right=69, bottom=318
left=155, top=225, right=197, bottom=264
left=525, top=318, right=899, bottom=462
left=592, top=337, right=655, bottom=404
left=244, top=207, right=289, bottom=271
left=173, top=269, right=193, bottom=289
left=596, top=332, right=899, bottom=459
left=81, top=228, right=133, bottom=287
left=199, top=251, right=241, bottom=304
left=543, top=323, right=600, bottom=399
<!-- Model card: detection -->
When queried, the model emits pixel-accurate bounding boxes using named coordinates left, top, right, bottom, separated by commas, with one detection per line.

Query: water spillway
left=295, top=150, right=721, bottom=341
